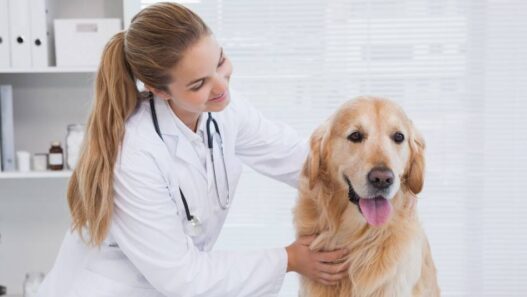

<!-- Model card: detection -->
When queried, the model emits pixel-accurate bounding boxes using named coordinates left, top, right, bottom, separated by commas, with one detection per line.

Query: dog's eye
left=393, top=132, right=405, bottom=144
left=348, top=131, right=363, bottom=143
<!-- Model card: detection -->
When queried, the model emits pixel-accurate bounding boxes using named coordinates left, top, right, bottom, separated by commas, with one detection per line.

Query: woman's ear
left=303, top=125, right=328, bottom=190
left=144, top=84, right=171, bottom=101
left=406, top=125, right=426, bottom=194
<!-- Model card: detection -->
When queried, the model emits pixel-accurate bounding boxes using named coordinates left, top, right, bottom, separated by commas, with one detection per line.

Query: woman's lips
left=209, top=91, right=228, bottom=102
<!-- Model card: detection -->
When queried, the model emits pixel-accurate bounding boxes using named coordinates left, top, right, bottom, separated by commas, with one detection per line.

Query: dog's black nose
left=368, top=167, right=394, bottom=189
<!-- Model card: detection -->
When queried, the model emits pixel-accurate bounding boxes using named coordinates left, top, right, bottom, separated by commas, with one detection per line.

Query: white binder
left=29, top=0, right=51, bottom=67
left=0, top=85, right=15, bottom=171
left=0, top=0, right=10, bottom=68
left=8, top=0, right=31, bottom=68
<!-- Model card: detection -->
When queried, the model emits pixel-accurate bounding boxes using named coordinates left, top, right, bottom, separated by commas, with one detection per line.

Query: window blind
left=136, top=1, right=527, bottom=296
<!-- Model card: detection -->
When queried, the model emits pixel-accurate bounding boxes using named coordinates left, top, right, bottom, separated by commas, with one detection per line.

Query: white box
left=54, top=18, right=122, bottom=67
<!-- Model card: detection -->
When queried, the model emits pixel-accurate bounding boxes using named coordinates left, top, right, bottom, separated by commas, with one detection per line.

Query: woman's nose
left=211, top=75, right=228, bottom=94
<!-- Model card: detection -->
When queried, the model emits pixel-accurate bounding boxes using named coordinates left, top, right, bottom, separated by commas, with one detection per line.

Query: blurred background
left=0, top=0, right=526, bottom=296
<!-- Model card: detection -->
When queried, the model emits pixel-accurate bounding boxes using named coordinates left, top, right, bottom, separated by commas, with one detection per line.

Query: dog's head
left=303, top=97, right=425, bottom=227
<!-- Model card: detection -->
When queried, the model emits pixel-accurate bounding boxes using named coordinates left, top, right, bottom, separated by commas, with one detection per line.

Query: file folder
left=29, top=0, right=51, bottom=67
left=8, top=0, right=31, bottom=68
left=0, top=85, right=15, bottom=171
left=0, top=0, right=10, bottom=68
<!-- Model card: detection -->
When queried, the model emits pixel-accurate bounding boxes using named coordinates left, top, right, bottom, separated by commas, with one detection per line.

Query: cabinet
left=0, top=0, right=126, bottom=295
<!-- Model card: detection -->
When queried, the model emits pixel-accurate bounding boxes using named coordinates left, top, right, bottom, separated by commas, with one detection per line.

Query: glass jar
left=66, top=124, right=85, bottom=170
left=32, top=153, right=48, bottom=171
left=23, top=272, right=45, bottom=297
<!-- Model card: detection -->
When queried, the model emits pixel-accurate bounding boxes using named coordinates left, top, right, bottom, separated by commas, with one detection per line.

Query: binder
left=8, top=0, right=31, bottom=68
left=0, top=0, right=10, bottom=68
left=29, top=0, right=51, bottom=67
left=0, top=85, right=15, bottom=171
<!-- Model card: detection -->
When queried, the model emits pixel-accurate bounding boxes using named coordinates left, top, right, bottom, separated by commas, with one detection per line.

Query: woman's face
left=155, top=34, right=233, bottom=114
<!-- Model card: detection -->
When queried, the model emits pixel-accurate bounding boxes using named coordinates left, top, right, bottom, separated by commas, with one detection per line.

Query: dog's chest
left=346, top=234, right=423, bottom=297
left=390, top=237, right=423, bottom=296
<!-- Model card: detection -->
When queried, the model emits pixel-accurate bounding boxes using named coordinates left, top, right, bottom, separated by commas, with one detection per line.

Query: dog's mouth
left=344, top=175, right=393, bottom=227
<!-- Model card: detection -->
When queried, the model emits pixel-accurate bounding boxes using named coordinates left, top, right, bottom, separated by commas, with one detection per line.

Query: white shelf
left=0, top=67, right=97, bottom=74
left=0, top=170, right=73, bottom=179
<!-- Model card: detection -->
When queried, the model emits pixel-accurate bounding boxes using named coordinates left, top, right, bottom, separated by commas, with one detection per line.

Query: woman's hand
left=285, top=235, right=350, bottom=286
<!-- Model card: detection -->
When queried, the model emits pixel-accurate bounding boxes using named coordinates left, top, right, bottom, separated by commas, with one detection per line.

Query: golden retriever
left=293, top=96, right=440, bottom=297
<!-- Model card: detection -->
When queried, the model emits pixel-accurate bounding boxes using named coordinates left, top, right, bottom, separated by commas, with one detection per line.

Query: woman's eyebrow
left=186, top=47, right=224, bottom=87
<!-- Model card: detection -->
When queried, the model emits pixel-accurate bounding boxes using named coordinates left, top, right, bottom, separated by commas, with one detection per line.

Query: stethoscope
left=149, top=95, right=230, bottom=236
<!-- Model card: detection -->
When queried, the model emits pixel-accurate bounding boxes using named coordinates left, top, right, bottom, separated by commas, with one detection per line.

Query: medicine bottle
left=48, top=141, right=64, bottom=170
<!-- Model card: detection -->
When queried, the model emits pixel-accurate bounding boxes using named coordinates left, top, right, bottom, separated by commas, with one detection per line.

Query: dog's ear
left=303, top=125, right=328, bottom=190
left=406, top=125, right=426, bottom=194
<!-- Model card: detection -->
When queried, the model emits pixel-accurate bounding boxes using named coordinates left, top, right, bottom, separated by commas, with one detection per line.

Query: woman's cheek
left=197, top=88, right=212, bottom=105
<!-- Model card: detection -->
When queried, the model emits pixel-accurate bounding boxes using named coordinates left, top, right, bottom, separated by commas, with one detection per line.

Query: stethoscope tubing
left=149, top=97, right=230, bottom=221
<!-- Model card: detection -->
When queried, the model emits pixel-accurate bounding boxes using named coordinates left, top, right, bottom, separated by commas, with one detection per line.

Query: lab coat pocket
left=68, top=269, right=161, bottom=297
left=167, top=182, right=183, bottom=217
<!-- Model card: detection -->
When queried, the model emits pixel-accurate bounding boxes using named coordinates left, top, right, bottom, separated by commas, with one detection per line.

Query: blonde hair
left=67, top=2, right=211, bottom=246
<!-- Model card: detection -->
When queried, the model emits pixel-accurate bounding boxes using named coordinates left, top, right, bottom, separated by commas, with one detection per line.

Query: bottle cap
left=51, top=141, right=61, bottom=147
left=67, top=123, right=85, bottom=130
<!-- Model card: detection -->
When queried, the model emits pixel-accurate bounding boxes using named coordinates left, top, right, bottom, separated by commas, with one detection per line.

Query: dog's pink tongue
left=359, top=197, right=393, bottom=226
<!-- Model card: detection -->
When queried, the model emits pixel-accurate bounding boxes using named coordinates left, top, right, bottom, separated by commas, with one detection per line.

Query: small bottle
left=48, top=141, right=64, bottom=170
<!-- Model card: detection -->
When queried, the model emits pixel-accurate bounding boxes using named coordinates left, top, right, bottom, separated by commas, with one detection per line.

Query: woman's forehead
left=171, top=35, right=221, bottom=84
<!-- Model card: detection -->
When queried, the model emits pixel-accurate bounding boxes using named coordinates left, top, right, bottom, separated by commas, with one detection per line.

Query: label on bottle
left=49, top=153, right=63, bottom=165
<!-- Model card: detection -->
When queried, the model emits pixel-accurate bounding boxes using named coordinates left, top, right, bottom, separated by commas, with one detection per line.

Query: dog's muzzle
left=344, top=175, right=360, bottom=208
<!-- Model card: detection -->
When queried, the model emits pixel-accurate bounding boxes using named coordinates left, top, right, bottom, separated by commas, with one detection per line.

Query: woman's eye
left=393, top=132, right=405, bottom=144
left=218, top=57, right=226, bottom=67
left=191, top=80, right=204, bottom=91
left=347, top=131, right=364, bottom=143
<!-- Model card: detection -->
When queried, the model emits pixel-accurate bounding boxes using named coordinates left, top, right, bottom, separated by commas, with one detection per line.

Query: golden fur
left=293, top=97, right=440, bottom=297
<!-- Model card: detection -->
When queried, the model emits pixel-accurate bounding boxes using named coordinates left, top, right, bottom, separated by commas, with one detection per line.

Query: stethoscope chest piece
left=184, top=215, right=203, bottom=237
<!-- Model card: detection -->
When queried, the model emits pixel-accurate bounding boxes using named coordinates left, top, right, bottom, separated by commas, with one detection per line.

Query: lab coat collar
left=152, top=96, right=207, bottom=178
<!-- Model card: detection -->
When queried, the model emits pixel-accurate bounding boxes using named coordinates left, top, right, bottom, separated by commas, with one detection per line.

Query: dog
left=293, top=96, right=440, bottom=297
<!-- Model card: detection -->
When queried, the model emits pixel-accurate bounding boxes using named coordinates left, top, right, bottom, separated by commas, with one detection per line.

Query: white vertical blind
left=138, top=1, right=527, bottom=296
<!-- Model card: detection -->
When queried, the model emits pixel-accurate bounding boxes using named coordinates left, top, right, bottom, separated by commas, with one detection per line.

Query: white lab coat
left=36, top=89, right=309, bottom=297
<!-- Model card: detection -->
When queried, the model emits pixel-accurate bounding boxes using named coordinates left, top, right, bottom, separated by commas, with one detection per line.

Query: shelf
left=0, top=67, right=97, bottom=74
left=0, top=170, right=73, bottom=179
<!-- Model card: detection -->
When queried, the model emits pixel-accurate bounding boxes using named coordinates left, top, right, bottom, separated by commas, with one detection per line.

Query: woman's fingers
left=297, top=234, right=317, bottom=246
left=316, top=248, right=349, bottom=263
left=286, top=236, right=351, bottom=286
left=317, top=271, right=349, bottom=285
left=316, top=261, right=349, bottom=275
left=318, top=278, right=339, bottom=286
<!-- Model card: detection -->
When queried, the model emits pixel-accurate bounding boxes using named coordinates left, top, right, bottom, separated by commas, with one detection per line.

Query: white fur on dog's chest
left=345, top=233, right=424, bottom=297
left=391, top=237, right=423, bottom=296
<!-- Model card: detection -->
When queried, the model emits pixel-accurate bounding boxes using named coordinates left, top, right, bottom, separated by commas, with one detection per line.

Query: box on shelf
left=54, top=18, right=122, bottom=67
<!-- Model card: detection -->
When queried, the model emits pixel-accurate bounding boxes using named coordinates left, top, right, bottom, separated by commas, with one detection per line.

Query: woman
left=37, top=3, right=350, bottom=296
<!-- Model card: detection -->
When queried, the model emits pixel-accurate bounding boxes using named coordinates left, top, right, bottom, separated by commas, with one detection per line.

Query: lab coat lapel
left=153, top=97, right=207, bottom=179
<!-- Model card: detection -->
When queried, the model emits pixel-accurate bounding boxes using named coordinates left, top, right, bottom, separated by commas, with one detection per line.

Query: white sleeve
left=110, top=143, right=288, bottom=297
left=230, top=92, right=309, bottom=188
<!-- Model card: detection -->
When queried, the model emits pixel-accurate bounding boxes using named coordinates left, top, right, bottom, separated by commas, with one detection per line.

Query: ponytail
left=67, top=31, right=138, bottom=246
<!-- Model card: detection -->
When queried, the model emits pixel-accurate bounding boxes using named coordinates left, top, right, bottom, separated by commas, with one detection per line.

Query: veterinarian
left=36, top=3, right=350, bottom=297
